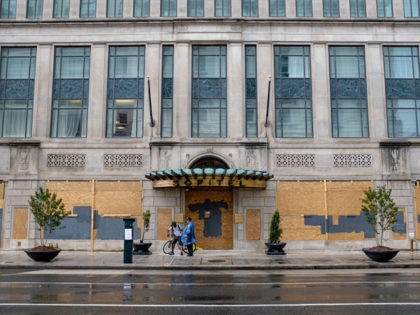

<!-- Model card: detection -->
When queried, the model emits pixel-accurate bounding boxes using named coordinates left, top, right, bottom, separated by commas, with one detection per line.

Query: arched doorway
left=185, top=156, right=233, bottom=250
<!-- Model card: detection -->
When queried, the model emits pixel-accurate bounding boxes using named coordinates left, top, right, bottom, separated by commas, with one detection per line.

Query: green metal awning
left=145, top=168, right=274, bottom=189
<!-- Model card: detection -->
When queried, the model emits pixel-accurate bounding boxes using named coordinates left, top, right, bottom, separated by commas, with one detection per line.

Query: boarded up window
left=246, top=209, right=260, bottom=240
left=13, top=207, right=28, bottom=239
left=157, top=208, right=172, bottom=240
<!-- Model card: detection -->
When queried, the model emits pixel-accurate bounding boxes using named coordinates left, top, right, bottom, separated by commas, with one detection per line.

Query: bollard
left=123, top=218, right=135, bottom=263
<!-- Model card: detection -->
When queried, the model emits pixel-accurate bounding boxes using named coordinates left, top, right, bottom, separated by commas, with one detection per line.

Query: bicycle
left=163, top=239, right=197, bottom=255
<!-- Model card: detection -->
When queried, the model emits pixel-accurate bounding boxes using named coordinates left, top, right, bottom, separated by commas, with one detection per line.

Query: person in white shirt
left=167, top=221, right=183, bottom=255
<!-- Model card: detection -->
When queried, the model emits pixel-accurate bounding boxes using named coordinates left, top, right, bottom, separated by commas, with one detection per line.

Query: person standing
left=181, top=217, right=196, bottom=256
left=167, top=221, right=182, bottom=255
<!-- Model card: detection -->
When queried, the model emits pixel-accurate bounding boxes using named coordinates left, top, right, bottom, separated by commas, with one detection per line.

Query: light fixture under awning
left=145, top=168, right=274, bottom=189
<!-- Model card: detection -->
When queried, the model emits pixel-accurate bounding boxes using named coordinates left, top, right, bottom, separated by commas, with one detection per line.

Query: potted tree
left=361, top=185, right=400, bottom=262
left=265, top=209, right=287, bottom=255
left=133, top=209, right=152, bottom=255
left=24, top=187, right=70, bottom=262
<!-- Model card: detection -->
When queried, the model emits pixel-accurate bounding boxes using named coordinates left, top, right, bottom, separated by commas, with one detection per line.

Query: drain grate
left=207, top=259, right=226, bottom=263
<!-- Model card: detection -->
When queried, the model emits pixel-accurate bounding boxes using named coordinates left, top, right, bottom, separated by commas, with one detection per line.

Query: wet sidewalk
left=1, top=249, right=420, bottom=270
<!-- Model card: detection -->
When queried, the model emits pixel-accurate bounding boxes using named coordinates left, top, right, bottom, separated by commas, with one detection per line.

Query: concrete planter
left=265, top=242, right=287, bottom=255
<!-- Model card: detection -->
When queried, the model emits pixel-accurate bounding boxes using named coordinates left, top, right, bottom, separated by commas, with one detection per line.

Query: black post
left=147, top=77, right=155, bottom=127
left=123, top=218, right=135, bottom=264
left=264, top=78, right=271, bottom=127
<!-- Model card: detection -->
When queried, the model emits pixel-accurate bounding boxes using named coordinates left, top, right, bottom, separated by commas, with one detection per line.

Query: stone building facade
left=0, top=0, right=420, bottom=251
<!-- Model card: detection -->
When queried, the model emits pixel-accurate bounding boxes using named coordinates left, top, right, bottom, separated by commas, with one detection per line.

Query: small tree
left=361, top=186, right=398, bottom=248
left=140, top=209, right=151, bottom=243
left=28, top=187, right=70, bottom=248
left=269, top=209, right=283, bottom=243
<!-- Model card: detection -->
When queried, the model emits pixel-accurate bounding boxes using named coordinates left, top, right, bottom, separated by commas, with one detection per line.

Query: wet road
left=1, top=269, right=420, bottom=314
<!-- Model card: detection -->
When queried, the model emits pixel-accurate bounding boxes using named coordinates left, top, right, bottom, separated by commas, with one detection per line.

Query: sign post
left=123, top=218, right=135, bottom=263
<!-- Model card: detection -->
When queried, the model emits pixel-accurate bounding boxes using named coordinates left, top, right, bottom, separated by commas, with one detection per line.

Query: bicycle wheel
left=163, top=240, right=173, bottom=254
left=181, top=243, right=197, bottom=254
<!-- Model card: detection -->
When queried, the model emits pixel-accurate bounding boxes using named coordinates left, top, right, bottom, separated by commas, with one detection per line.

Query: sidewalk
left=1, top=249, right=420, bottom=270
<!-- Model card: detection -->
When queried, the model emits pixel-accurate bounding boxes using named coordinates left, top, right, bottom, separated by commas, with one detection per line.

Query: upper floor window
left=107, top=0, right=123, bottom=17
left=51, top=47, right=90, bottom=138
left=350, top=0, right=366, bottom=17
left=188, top=0, right=204, bottom=17
left=80, top=0, right=96, bottom=18
left=377, top=0, right=393, bottom=17
left=323, top=0, right=340, bottom=17
left=53, top=0, right=69, bottom=18
left=242, top=0, right=258, bottom=17
left=296, top=0, right=312, bottom=17
left=107, top=46, right=145, bottom=138
left=269, top=0, right=285, bottom=17
left=384, top=46, right=420, bottom=137
left=274, top=46, right=313, bottom=138
left=215, top=0, right=230, bottom=16
left=192, top=46, right=227, bottom=138
left=0, top=47, right=36, bottom=137
left=404, top=0, right=420, bottom=17
left=27, top=0, right=43, bottom=19
left=245, top=45, right=258, bottom=137
left=329, top=46, right=368, bottom=138
left=0, top=0, right=16, bottom=18
left=134, top=0, right=150, bottom=17
left=161, top=45, right=174, bottom=138
left=161, top=0, right=177, bottom=16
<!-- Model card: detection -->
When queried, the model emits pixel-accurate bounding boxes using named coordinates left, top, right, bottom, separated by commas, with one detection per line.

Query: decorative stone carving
left=47, top=154, right=86, bottom=167
left=276, top=154, right=315, bottom=167
left=246, top=149, right=257, bottom=169
left=103, top=154, right=143, bottom=168
left=333, top=154, right=372, bottom=167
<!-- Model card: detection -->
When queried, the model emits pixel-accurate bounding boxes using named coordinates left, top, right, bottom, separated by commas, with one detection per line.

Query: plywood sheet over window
left=246, top=209, right=260, bottom=240
left=46, top=181, right=92, bottom=214
left=0, top=181, right=4, bottom=209
left=277, top=181, right=373, bottom=241
left=157, top=208, right=172, bottom=240
left=13, top=207, right=28, bottom=239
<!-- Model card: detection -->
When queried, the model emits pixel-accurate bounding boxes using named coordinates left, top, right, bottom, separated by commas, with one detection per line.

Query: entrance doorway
left=184, top=188, right=233, bottom=250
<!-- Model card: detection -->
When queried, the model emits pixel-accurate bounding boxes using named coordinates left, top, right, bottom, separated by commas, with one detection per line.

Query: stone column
left=34, top=44, right=54, bottom=139
left=286, top=0, right=295, bottom=17
left=144, top=43, right=161, bottom=138
left=15, top=0, right=26, bottom=20
left=205, top=0, right=214, bottom=17
left=96, top=0, right=107, bottom=18
left=231, top=0, right=241, bottom=17
left=70, top=0, right=81, bottom=18
left=313, top=0, right=323, bottom=18
left=311, top=43, right=330, bottom=141
left=366, top=0, right=377, bottom=18
left=340, top=0, right=350, bottom=18
left=88, top=44, right=107, bottom=139
left=257, top=43, right=273, bottom=138
left=365, top=44, right=387, bottom=140
left=178, top=0, right=187, bottom=17
left=173, top=43, right=190, bottom=138
left=124, top=0, right=134, bottom=17
left=259, top=0, right=269, bottom=17
left=228, top=43, right=244, bottom=138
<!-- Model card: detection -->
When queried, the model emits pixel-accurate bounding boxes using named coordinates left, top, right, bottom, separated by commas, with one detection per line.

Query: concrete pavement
left=1, top=248, right=420, bottom=270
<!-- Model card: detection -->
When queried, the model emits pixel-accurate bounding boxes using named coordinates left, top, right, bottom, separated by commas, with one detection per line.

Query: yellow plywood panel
left=0, top=181, right=4, bottom=209
left=246, top=209, right=260, bottom=240
left=157, top=208, right=172, bottom=240
left=327, top=181, right=373, bottom=215
left=46, top=181, right=92, bottom=213
left=13, top=207, right=28, bottom=239
left=95, top=181, right=142, bottom=192
left=328, top=232, right=366, bottom=240
left=277, top=181, right=325, bottom=215
left=282, top=215, right=325, bottom=240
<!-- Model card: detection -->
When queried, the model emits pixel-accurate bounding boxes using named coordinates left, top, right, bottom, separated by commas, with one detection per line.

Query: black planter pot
left=265, top=242, right=287, bottom=255
left=24, top=248, right=61, bottom=262
left=133, top=242, right=152, bottom=255
left=362, top=248, right=399, bottom=262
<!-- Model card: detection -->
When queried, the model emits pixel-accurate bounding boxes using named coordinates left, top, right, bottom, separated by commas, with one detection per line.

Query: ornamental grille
left=47, top=154, right=86, bottom=167
left=276, top=154, right=315, bottom=167
left=103, top=154, right=144, bottom=167
left=333, top=154, right=372, bottom=167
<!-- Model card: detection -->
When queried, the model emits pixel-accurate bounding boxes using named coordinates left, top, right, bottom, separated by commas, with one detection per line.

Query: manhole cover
left=208, top=259, right=226, bottom=263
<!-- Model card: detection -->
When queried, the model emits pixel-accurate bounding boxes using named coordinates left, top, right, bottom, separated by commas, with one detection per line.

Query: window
left=329, top=46, right=368, bottom=138
left=269, top=0, right=285, bottom=17
left=296, top=0, right=312, bottom=17
left=134, top=0, right=150, bottom=17
left=53, top=0, right=69, bottom=18
left=214, top=0, right=230, bottom=16
left=106, top=46, right=145, bottom=138
left=404, top=0, right=420, bottom=17
left=161, top=46, right=173, bottom=137
left=107, top=0, right=123, bottom=17
left=161, top=0, right=177, bottom=16
left=192, top=46, right=227, bottom=138
left=274, top=46, right=312, bottom=138
left=350, top=0, right=366, bottom=17
left=377, top=0, right=393, bottom=17
left=323, top=0, right=339, bottom=17
left=0, top=47, right=36, bottom=137
left=384, top=46, right=420, bottom=137
left=0, top=0, right=16, bottom=18
left=242, top=0, right=258, bottom=17
left=51, top=47, right=90, bottom=138
left=245, top=45, right=257, bottom=137
left=188, top=0, right=204, bottom=17
left=27, top=0, right=43, bottom=19
left=80, top=0, right=96, bottom=18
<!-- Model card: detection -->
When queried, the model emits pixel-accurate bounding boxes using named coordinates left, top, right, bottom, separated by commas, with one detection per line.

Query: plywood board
left=13, top=207, right=28, bottom=240
left=46, top=181, right=91, bottom=213
left=246, top=209, right=260, bottom=240
left=157, top=208, right=172, bottom=240
left=326, top=181, right=372, bottom=215
left=0, top=182, right=4, bottom=209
